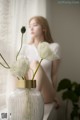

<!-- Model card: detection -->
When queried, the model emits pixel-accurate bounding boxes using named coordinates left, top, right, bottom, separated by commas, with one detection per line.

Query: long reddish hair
left=29, top=16, right=54, bottom=43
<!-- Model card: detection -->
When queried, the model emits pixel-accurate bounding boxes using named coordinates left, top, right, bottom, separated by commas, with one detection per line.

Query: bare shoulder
left=27, top=40, right=33, bottom=45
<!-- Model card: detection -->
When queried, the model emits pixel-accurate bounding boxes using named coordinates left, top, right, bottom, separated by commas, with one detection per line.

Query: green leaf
left=73, top=103, right=79, bottom=110
left=74, top=84, right=80, bottom=96
left=57, top=78, right=72, bottom=91
left=62, top=91, right=69, bottom=100
left=62, top=91, right=79, bottom=102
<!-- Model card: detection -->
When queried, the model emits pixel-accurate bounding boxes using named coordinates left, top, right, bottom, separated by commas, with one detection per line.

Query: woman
left=22, top=16, right=61, bottom=105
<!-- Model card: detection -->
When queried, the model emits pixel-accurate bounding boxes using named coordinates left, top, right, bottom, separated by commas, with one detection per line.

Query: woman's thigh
left=28, top=61, right=56, bottom=103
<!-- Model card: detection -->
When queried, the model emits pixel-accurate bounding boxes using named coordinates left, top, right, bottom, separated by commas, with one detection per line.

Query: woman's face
left=29, top=19, right=43, bottom=39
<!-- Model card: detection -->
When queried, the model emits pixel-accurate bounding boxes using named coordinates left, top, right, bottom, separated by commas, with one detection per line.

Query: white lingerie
left=20, top=42, right=61, bottom=83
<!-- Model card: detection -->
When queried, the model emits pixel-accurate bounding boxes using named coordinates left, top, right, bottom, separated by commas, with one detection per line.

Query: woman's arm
left=51, top=59, right=61, bottom=108
left=51, top=59, right=61, bottom=89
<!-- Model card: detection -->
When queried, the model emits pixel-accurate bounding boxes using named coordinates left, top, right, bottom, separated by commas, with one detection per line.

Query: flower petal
left=11, top=56, right=29, bottom=79
left=37, top=42, right=59, bottom=61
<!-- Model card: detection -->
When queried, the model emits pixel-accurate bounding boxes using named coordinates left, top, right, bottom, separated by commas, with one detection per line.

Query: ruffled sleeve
left=50, top=43, right=61, bottom=60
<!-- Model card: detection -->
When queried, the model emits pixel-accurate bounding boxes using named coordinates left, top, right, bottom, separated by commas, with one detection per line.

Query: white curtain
left=0, top=0, right=46, bottom=109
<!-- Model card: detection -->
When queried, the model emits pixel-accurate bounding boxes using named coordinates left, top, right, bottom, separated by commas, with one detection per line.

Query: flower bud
left=21, top=26, right=26, bottom=34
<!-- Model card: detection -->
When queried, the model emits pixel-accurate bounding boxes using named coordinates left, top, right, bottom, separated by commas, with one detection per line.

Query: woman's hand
left=54, top=97, right=60, bottom=109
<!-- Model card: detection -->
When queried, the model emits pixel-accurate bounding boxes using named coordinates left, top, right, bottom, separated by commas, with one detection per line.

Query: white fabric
left=0, top=0, right=11, bottom=109
left=20, top=42, right=61, bottom=82
left=0, top=104, right=57, bottom=120
left=43, top=103, right=57, bottom=120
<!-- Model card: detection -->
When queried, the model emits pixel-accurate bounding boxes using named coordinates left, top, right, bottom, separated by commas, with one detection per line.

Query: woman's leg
left=28, top=61, right=56, bottom=104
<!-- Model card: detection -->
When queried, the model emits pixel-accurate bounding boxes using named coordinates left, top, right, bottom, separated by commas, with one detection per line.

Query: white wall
left=46, top=0, right=80, bottom=83
left=46, top=0, right=80, bottom=120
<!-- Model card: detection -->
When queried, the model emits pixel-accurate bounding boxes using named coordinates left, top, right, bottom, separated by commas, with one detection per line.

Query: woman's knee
left=30, top=61, right=39, bottom=69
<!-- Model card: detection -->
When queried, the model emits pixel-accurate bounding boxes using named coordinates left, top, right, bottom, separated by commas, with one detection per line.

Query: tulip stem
left=32, top=59, right=43, bottom=80
left=16, top=33, right=23, bottom=60
left=0, top=53, right=10, bottom=69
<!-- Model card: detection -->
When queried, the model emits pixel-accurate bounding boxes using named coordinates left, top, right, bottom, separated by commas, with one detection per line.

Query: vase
left=7, top=79, right=44, bottom=120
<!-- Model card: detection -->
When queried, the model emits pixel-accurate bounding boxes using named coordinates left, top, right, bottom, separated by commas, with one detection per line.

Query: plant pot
left=7, top=79, right=44, bottom=120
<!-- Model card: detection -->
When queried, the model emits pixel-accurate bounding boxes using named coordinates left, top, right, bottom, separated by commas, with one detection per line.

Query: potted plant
left=57, top=78, right=80, bottom=120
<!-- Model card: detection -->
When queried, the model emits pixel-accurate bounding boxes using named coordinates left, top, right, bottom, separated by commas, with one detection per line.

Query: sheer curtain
left=0, top=0, right=46, bottom=109
left=0, top=0, right=11, bottom=109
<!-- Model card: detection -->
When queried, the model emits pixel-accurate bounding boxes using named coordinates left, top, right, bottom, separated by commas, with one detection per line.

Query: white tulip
left=37, top=42, right=59, bottom=61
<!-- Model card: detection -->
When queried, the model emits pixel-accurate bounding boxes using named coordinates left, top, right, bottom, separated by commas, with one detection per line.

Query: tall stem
left=0, top=53, right=10, bottom=69
left=32, top=59, right=43, bottom=80
left=16, top=33, right=23, bottom=60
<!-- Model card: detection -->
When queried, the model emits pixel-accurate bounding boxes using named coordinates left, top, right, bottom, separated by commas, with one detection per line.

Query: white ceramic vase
left=8, top=80, right=44, bottom=120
